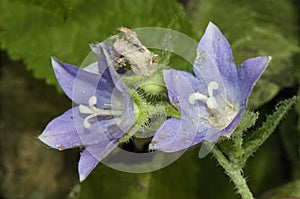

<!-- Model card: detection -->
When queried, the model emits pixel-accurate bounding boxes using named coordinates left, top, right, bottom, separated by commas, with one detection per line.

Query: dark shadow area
left=0, top=52, right=79, bottom=199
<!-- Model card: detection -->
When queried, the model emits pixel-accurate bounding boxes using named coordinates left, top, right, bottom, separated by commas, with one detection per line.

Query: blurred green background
left=0, top=0, right=299, bottom=198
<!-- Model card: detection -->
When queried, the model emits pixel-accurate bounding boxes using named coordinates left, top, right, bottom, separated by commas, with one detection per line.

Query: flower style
left=149, top=22, right=271, bottom=152
left=38, top=43, right=134, bottom=181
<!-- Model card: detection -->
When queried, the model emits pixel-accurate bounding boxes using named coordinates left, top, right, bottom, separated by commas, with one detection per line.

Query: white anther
left=221, top=94, right=234, bottom=109
left=79, top=96, right=123, bottom=129
left=83, top=118, right=92, bottom=128
left=189, top=93, right=208, bottom=104
left=207, top=97, right=219, bottom=109
left=189, top=81, right=238, bottom=129
left=79, top=105, right=93, bottom=114
left=88, top=96, right=97, bottom=106
left=207, top=81, right=219, bottom=97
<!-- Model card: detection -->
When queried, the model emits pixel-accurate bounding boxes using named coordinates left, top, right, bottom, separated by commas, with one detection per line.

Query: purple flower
left=38, top=43, right=133, bottom=181
left=149, top=22, right=271, bottom=152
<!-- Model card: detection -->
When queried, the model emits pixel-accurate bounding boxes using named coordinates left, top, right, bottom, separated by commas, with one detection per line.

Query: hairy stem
left=211, top=145, right=254, bottom=199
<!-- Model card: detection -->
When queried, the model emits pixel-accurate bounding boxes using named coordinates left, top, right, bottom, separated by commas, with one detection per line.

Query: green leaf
left=0, top=0, right=194, bottom=90
left=75, top=169, right=152, bottom=199
left=187, top=0, right=299, bottom=108
left=68, top=149, right=201, bottom=199
left=259, top=180, right=300, bottom=199
left=292, top=53, right=300, bottom=130
left=9, top=0, right=74, bottom=18
left=279, top=110, right=300, bottom=179
left=242, top=96, right=297, bottom=165
left=245, top=136, right=286, bottom=194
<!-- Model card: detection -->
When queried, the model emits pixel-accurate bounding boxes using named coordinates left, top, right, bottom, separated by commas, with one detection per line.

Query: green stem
left=211, top=144, right=254, bottom=199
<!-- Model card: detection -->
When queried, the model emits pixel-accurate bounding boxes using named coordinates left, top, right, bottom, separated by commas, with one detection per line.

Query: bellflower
left=38, top=43, right=133, bottom=181
left=150, top=22, right=271, bottom=152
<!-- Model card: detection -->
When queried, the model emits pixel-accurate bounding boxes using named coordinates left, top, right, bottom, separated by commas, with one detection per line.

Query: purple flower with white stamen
left=150, top=22, right=271, bottom=152
left=38, top=43, right=133, bottom=181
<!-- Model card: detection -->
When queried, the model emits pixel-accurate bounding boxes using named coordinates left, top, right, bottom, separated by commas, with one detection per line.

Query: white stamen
left=207, top=81, right=218, bottom=97
left=88, top=96, right=97, bottom=106
left=83, top=119, right=92, bottom=128
left=221, top=94, right=234, bottom=109
left=198, top=114, right=210, bottom=121
left=79, top=104, right=93, bottom=114
left=79, top=96, right=123, bottom=128
left=207, top=97, right=219, bottom=109
left=188, top=81, right=237, bottom=129
left=189, top=93, right=208, bottom=104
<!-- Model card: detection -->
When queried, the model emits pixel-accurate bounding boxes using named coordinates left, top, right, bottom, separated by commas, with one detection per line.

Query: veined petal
left=90, top=42, right=127, bottom=94
left=163, top=69, right=208, bottom=118
left=78, top=140, right=117, bottom=181
left=118, top=93, right=134, bottom=133
left=194, top=22, right=239, bottom=102
left=39, top=107, right=117, bottom=150
left=91, top=42, right=128, bottom=93
left=219, top=107, right=245, bottom=138
left=84, top=61, right=99, bottom=74
left=199, top=108, right=245, bottom=143
left=51, top=58, right=114, bottom=105
left=90, top=42, right=117, bottom=73
left=38, top=107, right=83, bottom=150
left=90, top=42, right=115, bottom=80
left=237, top=56, right=271, bottom=104
left=72, top=108, right=120, bottom=144
left=149, top=118, right=205, bottom=152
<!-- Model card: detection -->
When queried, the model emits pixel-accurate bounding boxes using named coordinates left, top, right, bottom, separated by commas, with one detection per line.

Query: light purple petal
left=149, top=118, right=206, bottom=152
left=51, top=58, right=114, bottom=106
left=91, top=42, right=128, bottom=93
left=163, top=69, right=208, bottom=118
left=84, top=61, right=99, bottom=74
left=105, top=118, right=132, bottom=140
left=39, top=107, right=117, bottom=149
left=201, top=108, right=245, bottom=142
left=194, top=22, right=239, bottom=102
left=237, top=56, right=271, bottom=104
left=78, top=140, right=117, bottom=181
left=220, top=108, right=245, bottom=138
left=38, top=108, right=83, bottom=150
left=118, top=93, right=134, bottom=133
left=107, top=85, right=133, bottom=135
left=90, top=42, right=117, bottom=73
left=71, top=108, right=121, bottom=144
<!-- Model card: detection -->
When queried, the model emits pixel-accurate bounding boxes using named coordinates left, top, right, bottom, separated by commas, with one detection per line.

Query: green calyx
left=118, top=87, right=180, bottom=144
left=139, top=69, right=166, bottom=95
left=118, top=62, right=179, bottom=145
left=122, top=66, right=168, bottom=96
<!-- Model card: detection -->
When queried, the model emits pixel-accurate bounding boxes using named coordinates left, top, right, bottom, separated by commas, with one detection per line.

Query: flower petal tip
left=205, top=22, right=222, bottom=36
left=51, top=57, right=60, bottom=68
left=79, top=173, right=88, bottom=182
left=38, top=131, right=66, bottom=151
left=78, top=149, right=100, bottom=182
left=89, top=42, right=100, bottom=54
left=51, top=57, right=70, bottom=76
left=207, top=21, right=217, bottom=28
left=37, top=131, right=48, bottom=144
left=37, top=134, right=44, bottom=142
left=268, top=56, right=272, bottom=62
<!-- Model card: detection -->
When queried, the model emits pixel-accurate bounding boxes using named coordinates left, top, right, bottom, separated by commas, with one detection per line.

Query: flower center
left=188, top=81, right=238, bottom=129
left=79, top=96, right=122, bottom=128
